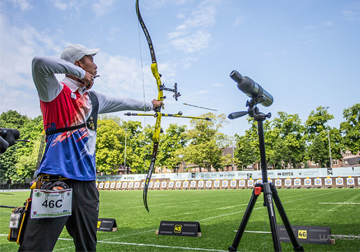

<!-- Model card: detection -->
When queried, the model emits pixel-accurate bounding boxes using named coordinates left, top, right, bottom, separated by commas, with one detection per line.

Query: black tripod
left=228, top=101, right=303, bottom=252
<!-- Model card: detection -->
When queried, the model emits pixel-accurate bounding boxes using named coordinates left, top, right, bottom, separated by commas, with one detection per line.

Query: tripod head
left=228, top=99, right=272, bottom=122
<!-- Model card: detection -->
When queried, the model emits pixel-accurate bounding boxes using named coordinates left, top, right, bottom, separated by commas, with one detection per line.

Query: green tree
left=158, top=124, right=188, bottom=170
left=182, top=139, right=224, bottom=171
left=15, top=136, right=42, bottom=182
left=0, top=110, right=28, bottom=128
left=96, top=119, right=124, bottom=174
left=234, top=133, right=255, bottom=169
left=0, top=147, right=18, bottom=183
left=306, top=133, right=330, bottom=168
left=0, top=111, right=40, bottom=183
left=13, top=116, right=44, bottom=182
left=258, top=119, right=277, bottom=169
left=96, top=115, right=149, bottom=174
left=271, top=112, right=305, bottom=168
left=305, top=106, right=341, bottom=167
left=340, top=103, right=360, bottom=154
left=181, top=113, right=229, bottom=171
left=123, top=120, right=149, bottom=174
left=234, top=118, right=259, bottom=169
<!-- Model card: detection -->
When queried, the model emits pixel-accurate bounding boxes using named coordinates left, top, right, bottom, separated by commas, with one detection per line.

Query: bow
left=136, top=0, right=174, bottom=212
left=136, top=0, right=210, bottom=211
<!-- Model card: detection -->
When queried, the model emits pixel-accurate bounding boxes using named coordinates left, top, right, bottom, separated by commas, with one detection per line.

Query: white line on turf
left=319, top=202, right=360, bottom=204
left=56, top=238, right=228, bottom=252
left=236, top=231, right=360, bottom=240
left=102, top=229, right=156, bottom=240
left=244, top=230, right=271, bottom=234
left=198, top=190, right=335, bottom=222
left=320, top=193, right=360, bottom=211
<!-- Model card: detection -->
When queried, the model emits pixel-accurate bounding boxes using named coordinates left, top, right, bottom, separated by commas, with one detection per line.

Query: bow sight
left=159, top=83, right=181, bottom=101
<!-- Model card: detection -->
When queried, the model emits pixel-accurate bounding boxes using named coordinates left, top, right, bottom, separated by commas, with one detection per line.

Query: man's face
left=76, top=55, right=97, bottom=76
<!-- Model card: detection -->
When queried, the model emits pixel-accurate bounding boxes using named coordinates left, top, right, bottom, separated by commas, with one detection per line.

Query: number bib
left=31, top=189, right=72, bottom=219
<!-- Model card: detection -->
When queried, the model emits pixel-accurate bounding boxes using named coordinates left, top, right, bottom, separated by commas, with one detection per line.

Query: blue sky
left=0, top=0, right=359, bottom=137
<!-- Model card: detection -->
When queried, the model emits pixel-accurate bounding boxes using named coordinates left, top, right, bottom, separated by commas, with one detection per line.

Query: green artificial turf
left=1, top=188, right=359, bottom=251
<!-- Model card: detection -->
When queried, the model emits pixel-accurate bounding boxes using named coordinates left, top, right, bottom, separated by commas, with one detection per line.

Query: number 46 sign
left=31, top=189, right=73, bottom=219
left=298, top=230, right=307, bottom=239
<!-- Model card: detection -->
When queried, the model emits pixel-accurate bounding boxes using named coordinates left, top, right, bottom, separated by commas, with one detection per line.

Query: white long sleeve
left=32, top=56, right=85, bottom=102
left=91, top=90, right=153, bottom=114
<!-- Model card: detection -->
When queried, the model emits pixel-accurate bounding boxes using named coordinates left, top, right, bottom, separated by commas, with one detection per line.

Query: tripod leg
left=229, top=186, right=260, bottom=252
left=271, top=183, right=304, bottom=252
left=262, top=182, right=282, bottom=251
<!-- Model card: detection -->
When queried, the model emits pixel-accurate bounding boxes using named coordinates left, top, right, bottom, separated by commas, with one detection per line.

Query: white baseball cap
left=60, top=44, right=100, bottom=64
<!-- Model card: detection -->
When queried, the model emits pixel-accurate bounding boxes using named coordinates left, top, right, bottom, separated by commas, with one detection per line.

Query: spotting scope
left=230, top=70, right=273, bottom=107
left=0, top=128, right=20, bottom=153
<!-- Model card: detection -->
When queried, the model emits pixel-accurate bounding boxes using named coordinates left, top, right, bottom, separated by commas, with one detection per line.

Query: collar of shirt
left=61, top=76, right=87, bottom=95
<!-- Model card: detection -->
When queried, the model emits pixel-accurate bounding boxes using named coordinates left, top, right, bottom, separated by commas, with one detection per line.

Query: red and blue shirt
left=33, top=56, right=153, bottom=181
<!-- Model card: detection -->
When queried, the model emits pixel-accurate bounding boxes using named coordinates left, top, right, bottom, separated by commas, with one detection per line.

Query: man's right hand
left=80, top=72, right=94, bottom=88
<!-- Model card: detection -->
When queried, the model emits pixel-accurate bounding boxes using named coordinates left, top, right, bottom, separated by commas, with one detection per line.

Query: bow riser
left=153, top=112, right=162, bottom=142
left=151, top=63, right=163, bottom=98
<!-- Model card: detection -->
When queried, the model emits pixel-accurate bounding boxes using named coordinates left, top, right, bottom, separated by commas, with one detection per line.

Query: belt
left=31, top=174, right=68, bottom=190
left=38, top=174, right=69, bottom=182
left=45, top=123, right=86, bottom=136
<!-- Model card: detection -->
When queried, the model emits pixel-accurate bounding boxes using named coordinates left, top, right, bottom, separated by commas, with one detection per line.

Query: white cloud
left=180, top=56, right=198, bottom=69
left=342, top=2, right=360, bottom=21
left=146, top=0, right=193, bottom=9
left=170, top=30, right=211, bottom=54
left=198, top=89, right=208, bottom=95
left=342, top=9, right=359, bottom=20
left=0, top=16, right=63, bottom=83
left=0, top=10, right=177, bottom=118
left=212, top=83, right=222, bottom=87
left=51, top=0, right=86, bottom=17
left=322, top=21, right=333, bottom=26
left=53, top=1, right=69, bottom=10
left=92, top=0, right=115, bottom=17
left=168, top=0, right=219, bottom=54
left=183, top=1, right=217, bottom=28
left=233, top=15, right=248, bottom=26
left=94, top=53, right=148, bottom=98
left=177, top=13, right=186, bottom=19
left=9, top=0, right=32, bottom=11
left=84, top=51, right=178, bottom=104
left=0, top=14, right=64, bottom=118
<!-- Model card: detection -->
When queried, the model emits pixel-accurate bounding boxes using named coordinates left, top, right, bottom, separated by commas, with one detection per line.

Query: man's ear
left=74, top=60, right=81, bottom=67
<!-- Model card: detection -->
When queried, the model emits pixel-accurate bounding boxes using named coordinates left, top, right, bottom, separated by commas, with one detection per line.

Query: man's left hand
left=152, top=99, right=163, bottom=110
